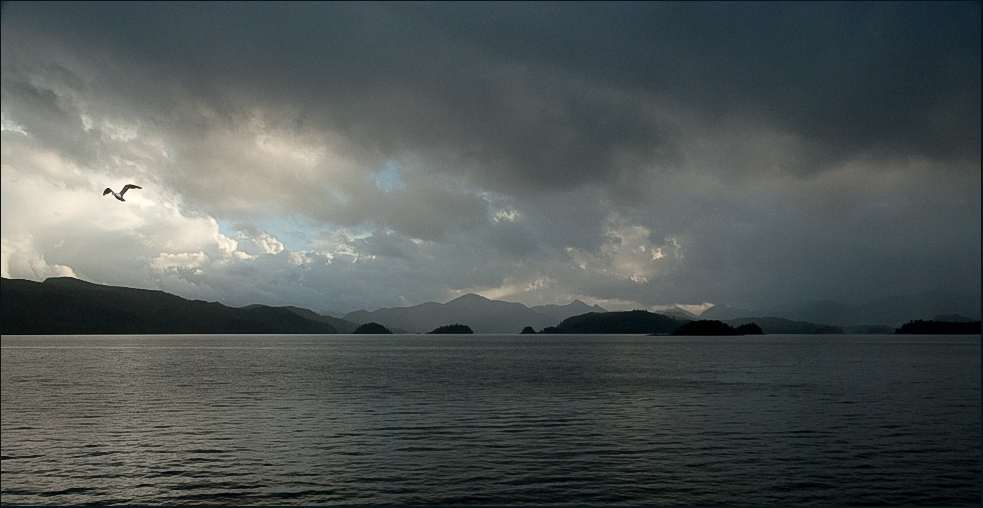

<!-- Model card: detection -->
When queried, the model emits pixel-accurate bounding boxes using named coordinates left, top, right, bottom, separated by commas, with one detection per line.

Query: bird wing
left=103, top=188, right=113, bottom=195
left=120, top=184, right=142, bottom=195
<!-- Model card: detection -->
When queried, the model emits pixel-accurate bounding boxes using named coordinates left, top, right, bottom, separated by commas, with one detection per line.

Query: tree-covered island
left=428, top=323, right=474, bottom=334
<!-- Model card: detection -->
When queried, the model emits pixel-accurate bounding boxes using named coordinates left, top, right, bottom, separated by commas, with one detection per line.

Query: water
left=2, top=334, right=979, bottom=505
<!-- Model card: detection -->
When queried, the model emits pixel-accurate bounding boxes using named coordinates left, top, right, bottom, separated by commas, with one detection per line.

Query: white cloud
left=1, top=234, right=77, bottom=280
left=234, top=231, right=283, bottom=256
left=1, top=113, right=29, bottom=136
left=150, top=251, right=208, bottom=272
left=468, top=276, right=556, bottom=302
left=564, top=213, right=682, bottom=286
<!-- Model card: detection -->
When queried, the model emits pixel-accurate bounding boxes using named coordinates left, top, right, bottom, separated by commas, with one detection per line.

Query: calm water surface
left=2, top=334, right=979, bottom=505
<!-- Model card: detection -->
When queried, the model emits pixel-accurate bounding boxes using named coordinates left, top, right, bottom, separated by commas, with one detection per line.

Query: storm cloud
left=2, top=1, right=979, bottom=314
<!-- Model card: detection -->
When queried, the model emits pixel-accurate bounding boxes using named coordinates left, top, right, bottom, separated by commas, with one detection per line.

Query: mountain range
left=2, top=276, right=979, bottom=335
left=701, top=291, right=981, bottom=327
left=0, top=277, right=608, bottom=335
left=1, top=277, right=339, bottom=335
left=343, top=293, right=606, bottom=334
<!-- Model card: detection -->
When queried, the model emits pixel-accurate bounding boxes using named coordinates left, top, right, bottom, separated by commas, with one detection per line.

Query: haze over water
left=2, top=334, right=980, bottom=505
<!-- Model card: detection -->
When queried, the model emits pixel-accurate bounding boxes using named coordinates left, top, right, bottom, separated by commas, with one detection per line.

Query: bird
left=103, top=184, right=142, bottom=201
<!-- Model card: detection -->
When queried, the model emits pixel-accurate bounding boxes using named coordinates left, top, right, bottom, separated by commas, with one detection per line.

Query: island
left=428, top=323, right=473, bottom=334
left=895, top=320, right=981, bottom=334
left=353, top=322, right=393, bottom=334
left=671, top=320, right=764, bottom=336
left=541, top=310, right=682, bottom=334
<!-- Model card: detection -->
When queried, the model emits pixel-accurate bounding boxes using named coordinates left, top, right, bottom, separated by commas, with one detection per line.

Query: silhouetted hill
left=701, top=292, right=981, bottom=327
left=673, top=320, right=741, bottom=336
left=657, top=307, right=700, bottom=320
left=723, top=317, right=845, bottom=334
left=861, top=292, right=981, bottom=326
left=546, top=310, right=683, bottom=334
left=777, top=299, right=863, bottom=327
left=428, top=323, right=473, bottom=334
left=344, top=293, right=556, bottom=333
left=895, top=320, right=981, bottom=334
left=735, top=323, right=764, bottom=335
left=771, top=292, right=981, bottom=327
left=531, top=300, right=608, bottom=322
left=353, top=322, right=393, bottom=334
left=932, top=314, right=977, bottom=323
left=8, top=277, right=973, bottom=336
left=282, top=306, right=359, bottom=333
left=700, top=304, right=756, bottom=321
left=1, top=277, right=338, bottom=335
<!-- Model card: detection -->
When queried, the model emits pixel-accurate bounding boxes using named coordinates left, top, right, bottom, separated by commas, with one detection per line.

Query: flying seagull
left=103, top=184, right=142, bottom=201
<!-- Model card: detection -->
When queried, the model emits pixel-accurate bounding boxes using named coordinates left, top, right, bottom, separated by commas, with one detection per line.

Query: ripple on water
left=1, top=334, right=979, bottom=505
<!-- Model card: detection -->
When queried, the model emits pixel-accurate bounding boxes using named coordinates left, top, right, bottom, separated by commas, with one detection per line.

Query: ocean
left=1, top=334, right=979, bottom=505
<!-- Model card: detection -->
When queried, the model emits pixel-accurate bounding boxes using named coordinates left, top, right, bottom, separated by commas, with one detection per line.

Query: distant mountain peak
left=699, top=304, right=756, bottom=321
left=530, top=299, right=608, bottom=323
left=658, top=307, right=699, bottom=319
left=451, top=293, right=490, bottom=302
left=344, top=293, right=555, bottom=333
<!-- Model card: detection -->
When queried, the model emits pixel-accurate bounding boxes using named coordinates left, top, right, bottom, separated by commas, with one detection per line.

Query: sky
left=1, top=2, right=980, bottom=315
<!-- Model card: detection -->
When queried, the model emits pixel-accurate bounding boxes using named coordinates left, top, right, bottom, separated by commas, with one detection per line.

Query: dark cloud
left=6, top=2, right=978, bottom=180
left=1, top=2, right=978, bottom=312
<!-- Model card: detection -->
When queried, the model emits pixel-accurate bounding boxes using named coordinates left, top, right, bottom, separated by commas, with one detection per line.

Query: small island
left=542, top=309, right=681, bottom=334
left=671, top=320, right=763, bottom=336
left=353, top=322, right=393, bottom=334
left=428, top=323, right=473, bottom=334
left=895, top=319, right=981, bottom=334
